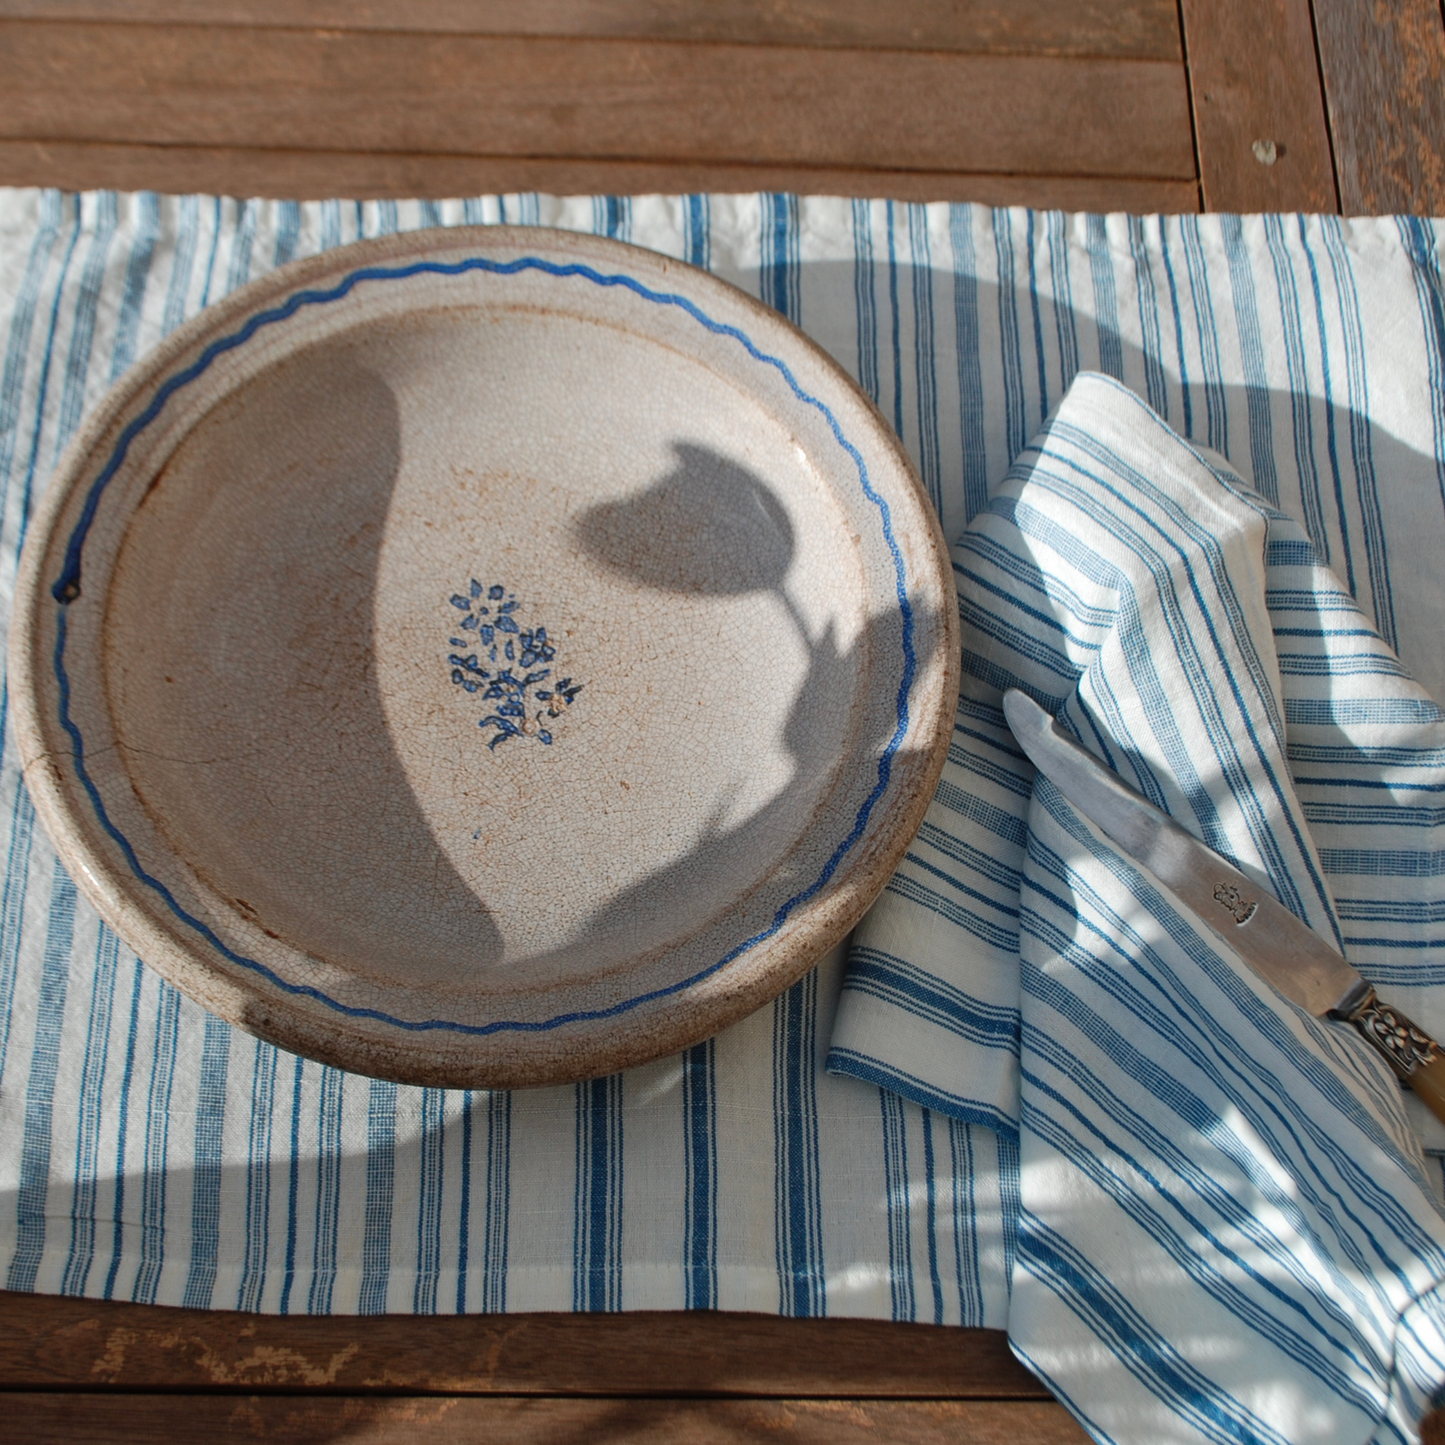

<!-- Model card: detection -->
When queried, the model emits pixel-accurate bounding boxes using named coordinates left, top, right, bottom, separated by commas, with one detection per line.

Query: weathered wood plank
left=0, top=140, right=1203, bottom=210
left=0, top=1293, right=1050, bottom=1397
left=0, top=21, right=1197, bottom=180
left=0, top=1394, right=1100, bottom=1444
left=1312, top=0, right=1445, bottom=214
left=1178, top=0, right=1335, bottom=210
left=0, top=0, right=1184, bottom=59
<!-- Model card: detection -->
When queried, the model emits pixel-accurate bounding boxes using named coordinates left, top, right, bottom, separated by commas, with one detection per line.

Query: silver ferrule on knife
left=1001, top=690, right=1445, bottom=1103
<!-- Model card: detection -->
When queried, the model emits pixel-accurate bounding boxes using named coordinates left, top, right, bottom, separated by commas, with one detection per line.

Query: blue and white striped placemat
left=2, top=192, right=1445, bottom=1345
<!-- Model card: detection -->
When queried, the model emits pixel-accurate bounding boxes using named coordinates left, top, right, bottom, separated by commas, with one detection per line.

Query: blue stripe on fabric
left=272, top=201, right=302, bottom=270
left=992, top=211, right=1027, bottom=459
left=414, top=1087, right=447, bottom=1313
left=682, top=1037, right=718, bottom=1310
left=62, top=923, right=120, bottom=1295
left=763, top=193, right=801, bottom=324
left=455, top=1088, right=474, bottom=1313
left=1398, top=218, right=1445, bottom=525
left=101, top=959, right=145, bottom=1301
left=49, top=253, right=918, bottom=1037
left=238, top=1043, right=278, bottom=1312
left=1219, top=213, right=1277, bottom=505
left=0, top=784, right=38, bottom=1096
left=908, top=204, right=943, bottom=513
left=573, top=1073, right=624, bottom=1312
left=279, top=1054, right=305, bottom=1315
left=920, top=1108, right=944, bottom=1325
left=930, top=782, right=1028, bottom=846
left=944, top=743, right=1035, bottom=801
left=5, top=862, right=76, bottom=1291
left=885, top=201, right=905, bottom=439
left=1024, top=212, right=1050, bottom=427
left=0, top=191, right=64, bottom=514
left=109, top=193, right=161, bottom=383
left=12, top=197, right=83, bottom=554
left=308, top=1064, right=345, bottom=1314
left=880, top=1087, right=915, bottom=1320
left=852, top=199, right=880, bottom=405
left=1287, top=697, right=1443, bottom=727
left=949, top=205, right=990, bottom=521
left=1262, top=216, right=1329, bottom=559
left=196, top=197, right=224, bottom=309
left=826, top=1049, right=1019, bottom=1137
left=914, top=819, right=1020, bottom=893
left=774, top=972, right=824, bottom=1316
left=844, top=948, right=1018, bottom=1045
left=1157, top=220, right=1192, bottom=438
left=1047, top=212, right=1080, bottom=405
left=159, top=195, right=202, bottom=340
left=882, top=871, right=1020, bottom=950
left=899, top=847, right=1020, bottom=919
left=1320, top=218, right=1394, bottom=647
left=1128, top=218, right=1169, bottom=420
left=1296, top=216, right=1357, bottom=600
left=1317, top=848, right=1445, bottom=877
left=181, top=1015, right=231, bottom=1310
left=482, top=1090, right=511, bottom=1313
left=1084, top=214, right=1124, bottom=382
left=135, top=980, right=181, bottom=1305
left=949, top=1119, right=985, bottom=1325
left=359, top=1077, right=397, bottom=1314
left=685, top=194, right=710, bottom=271
left=53, top=192, right=119, bottom=455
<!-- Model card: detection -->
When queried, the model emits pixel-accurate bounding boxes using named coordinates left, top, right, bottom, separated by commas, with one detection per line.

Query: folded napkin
left=831, top=372, right=1445, bottom=1442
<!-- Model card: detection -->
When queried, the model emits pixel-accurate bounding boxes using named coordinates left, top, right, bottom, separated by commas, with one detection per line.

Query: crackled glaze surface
left=10, top=227, right=959, bottom=1086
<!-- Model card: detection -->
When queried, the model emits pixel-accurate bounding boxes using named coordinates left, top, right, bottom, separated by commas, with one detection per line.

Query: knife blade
left=1002, top=688, right=1445, bottom=1126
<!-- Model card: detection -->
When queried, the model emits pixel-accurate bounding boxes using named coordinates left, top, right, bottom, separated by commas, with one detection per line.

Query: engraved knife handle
left=1338, top=989, right=1445, bottom=1128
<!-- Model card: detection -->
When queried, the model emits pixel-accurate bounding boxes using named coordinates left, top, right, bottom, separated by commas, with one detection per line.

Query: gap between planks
left=0, top=0, right=1185, bottom=60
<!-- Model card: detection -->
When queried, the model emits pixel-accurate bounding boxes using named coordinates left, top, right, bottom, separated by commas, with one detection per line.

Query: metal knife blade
left=1002, top=689, right=1445, bottom=1115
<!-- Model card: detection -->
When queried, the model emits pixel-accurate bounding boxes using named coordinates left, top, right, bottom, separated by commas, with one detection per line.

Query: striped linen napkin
left=830, top=372, right=1445, bottom=1442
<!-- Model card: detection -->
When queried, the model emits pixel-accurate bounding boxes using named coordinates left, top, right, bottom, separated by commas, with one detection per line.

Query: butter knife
left=1002, top=688, right=1445, bottom=1126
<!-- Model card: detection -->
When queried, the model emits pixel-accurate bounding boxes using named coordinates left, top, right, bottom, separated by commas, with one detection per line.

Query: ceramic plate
left=10, top=226, right=959, bottom=1087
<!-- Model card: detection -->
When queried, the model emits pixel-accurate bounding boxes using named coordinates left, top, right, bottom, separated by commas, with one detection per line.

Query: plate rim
left=9, top=224, right=961, bottom=1085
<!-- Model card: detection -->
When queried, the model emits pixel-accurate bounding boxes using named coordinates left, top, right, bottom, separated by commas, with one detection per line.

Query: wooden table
left=2, top=3, right=1444, bottom=1441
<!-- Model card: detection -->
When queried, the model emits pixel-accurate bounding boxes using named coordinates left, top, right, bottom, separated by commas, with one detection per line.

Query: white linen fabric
left=907, top=372, right=1445, bottom=1443
left=2, top=197, right=1445, bottom=1445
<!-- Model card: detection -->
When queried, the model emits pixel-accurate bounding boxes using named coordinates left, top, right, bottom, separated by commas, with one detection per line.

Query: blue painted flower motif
left=446, top=584, right=584, bottom=748
left=519, top=627, right=556, bottom=668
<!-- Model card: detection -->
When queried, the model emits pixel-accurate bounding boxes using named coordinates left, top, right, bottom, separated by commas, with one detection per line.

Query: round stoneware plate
left=10, top=226, right=959, bottom=1087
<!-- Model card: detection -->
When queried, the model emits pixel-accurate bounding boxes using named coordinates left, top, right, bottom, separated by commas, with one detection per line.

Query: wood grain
left=0, top=20, right=1197, bottom=181
left=0, top=1394, right=1099, bottom=1444
left=1313, top=0, right=1445, bottom=214
left=0, top=0, right=1184, bottom=59
left=1178, top=0, right=1335, bottom=210
left=0, top=141, right=1203, bottom=209
left=0, top=1293, right=1049, bottom=1397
